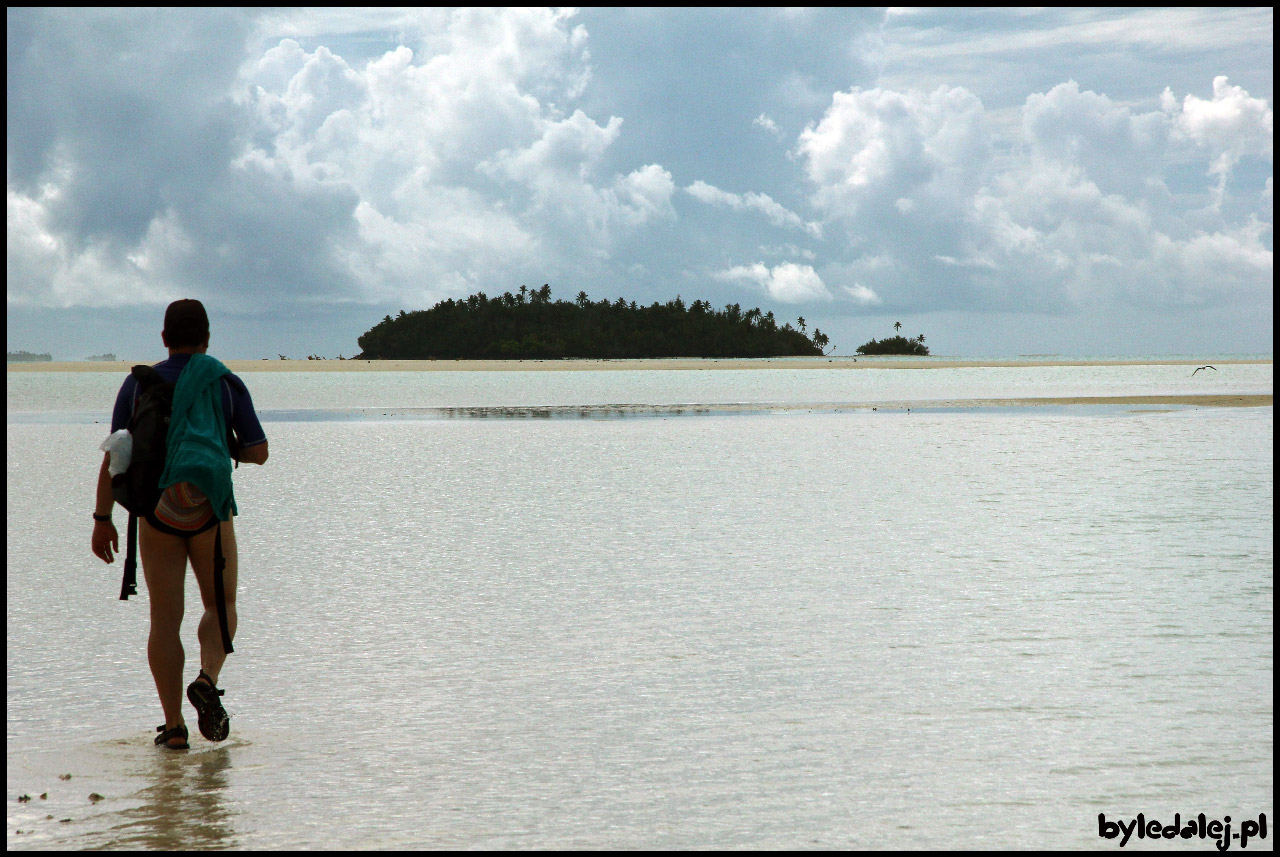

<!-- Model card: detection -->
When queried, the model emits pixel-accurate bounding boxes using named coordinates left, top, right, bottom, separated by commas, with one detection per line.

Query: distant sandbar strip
left=894, top=395, right=1271, bottom=409
left=289, top=394, right=1272, bottom=421
left=9, top=357, right=1273, bottom=373
left=6, top=395, right=1269, bottom=426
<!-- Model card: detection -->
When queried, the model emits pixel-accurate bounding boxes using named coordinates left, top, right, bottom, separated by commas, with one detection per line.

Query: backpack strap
left=213, top=522, right=234, bottom=655
left=120, top=514, right=232, bottom=656
left=118, top=365, right=162, bottom=602
left=120, top=512, right=139, bottom=600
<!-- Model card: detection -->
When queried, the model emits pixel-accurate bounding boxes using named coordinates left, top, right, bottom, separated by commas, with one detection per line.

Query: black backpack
left=111, top=364, right=234, bottom=654
left=112, top=365, right=174, bottom=600
left=112, top=366, right=173, bottom=520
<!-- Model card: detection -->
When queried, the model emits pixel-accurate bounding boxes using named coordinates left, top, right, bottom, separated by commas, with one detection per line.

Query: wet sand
left=874, top=394, right=1271, bottom=409
left=270, top=395, right=1270, bottom=422
left=9, top=356, right=1272, bottom=373
left=655, top=394, right=1273, bottom=411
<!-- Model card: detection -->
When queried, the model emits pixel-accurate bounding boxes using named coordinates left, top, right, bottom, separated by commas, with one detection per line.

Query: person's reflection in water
left=99, top=746, right=237, bottom=849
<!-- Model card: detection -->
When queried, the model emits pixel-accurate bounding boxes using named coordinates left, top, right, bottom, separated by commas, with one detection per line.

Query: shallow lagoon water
left=5, top=358, right=1274, bottom=417
left=7, top=363, right=1273, bottom=849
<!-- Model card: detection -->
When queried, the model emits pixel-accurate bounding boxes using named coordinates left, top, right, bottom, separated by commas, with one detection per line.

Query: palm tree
left=894, top=321, right=902, bottom=334
left=797, top=316, right=806, bottom=332
left=917, top=334, right=925, bottom=344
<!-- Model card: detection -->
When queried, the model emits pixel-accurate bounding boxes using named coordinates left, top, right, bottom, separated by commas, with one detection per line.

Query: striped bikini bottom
left=147, top=482, right=218, bottom=537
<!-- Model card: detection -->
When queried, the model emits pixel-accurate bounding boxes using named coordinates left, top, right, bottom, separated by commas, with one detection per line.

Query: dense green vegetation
left=356, top=285, right=831, bottom=359
left=856, top=322, right=930, bottom=356
left=7, top=351, right=52, bottom=362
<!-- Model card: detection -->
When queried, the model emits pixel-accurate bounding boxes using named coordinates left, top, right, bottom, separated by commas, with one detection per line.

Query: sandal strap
left=155, top=723, right=189, bottom=746
left=197, top=670, right=225, bottom=695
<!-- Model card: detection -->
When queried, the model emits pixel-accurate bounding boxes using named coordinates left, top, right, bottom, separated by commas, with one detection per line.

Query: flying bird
left=1191, top=366, right=1217, bottom=375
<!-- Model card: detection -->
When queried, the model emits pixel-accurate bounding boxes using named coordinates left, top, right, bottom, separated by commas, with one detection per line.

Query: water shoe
left=155, top=723, right=190, bottom=750
left=187, top=671, right=230, bottom=742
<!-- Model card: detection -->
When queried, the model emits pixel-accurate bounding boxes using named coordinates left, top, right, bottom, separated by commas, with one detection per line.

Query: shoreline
left=8, top=356, right=1274, bottom=373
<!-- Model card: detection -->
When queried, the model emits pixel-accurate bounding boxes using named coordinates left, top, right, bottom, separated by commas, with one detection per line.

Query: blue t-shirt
left=110, top=353, right=267, bottom=449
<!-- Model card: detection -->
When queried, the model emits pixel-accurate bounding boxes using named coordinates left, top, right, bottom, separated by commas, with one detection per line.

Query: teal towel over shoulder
left=159, top=353, right=237, bottom=521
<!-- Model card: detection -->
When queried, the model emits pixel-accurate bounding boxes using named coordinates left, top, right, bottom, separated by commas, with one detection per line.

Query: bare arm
left=238, top=440, right=269, bottom=465
left=91, top=453, right=119, bottom=563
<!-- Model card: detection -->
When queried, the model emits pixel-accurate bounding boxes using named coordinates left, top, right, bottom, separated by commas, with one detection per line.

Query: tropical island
left=355, top=285, right=831, bottom=359
left=856, top=322, right=929, bottom=356
left=7, top=350, right=52, bottom=363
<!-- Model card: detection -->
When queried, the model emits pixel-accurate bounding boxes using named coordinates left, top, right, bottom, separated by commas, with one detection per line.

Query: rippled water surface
left=7, top=365, right=1273, bottom=849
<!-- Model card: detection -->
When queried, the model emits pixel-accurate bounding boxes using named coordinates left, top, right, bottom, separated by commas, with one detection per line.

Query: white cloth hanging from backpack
left=100, top=429, right=133, bottom=476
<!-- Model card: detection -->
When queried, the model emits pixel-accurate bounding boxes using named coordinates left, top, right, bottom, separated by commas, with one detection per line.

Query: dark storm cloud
left=7, top=8, right=256, bottom=249
left=7, top=7, right=370, bottom=309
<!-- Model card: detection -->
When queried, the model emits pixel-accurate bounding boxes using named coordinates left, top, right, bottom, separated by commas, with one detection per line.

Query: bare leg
left=189, top=518, right=238, bottom=686
left=139, top=519, right=189, bottom=745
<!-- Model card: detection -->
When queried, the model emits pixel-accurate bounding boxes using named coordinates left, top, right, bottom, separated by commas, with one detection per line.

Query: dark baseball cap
left=163, top=299, right=210, bottom=346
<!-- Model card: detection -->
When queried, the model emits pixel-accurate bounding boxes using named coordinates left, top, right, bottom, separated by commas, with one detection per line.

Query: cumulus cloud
left=1021, top=81, right=1172, bottom=199
left=1167, top=75, right=1274, bottom=207
left=6, top=9, right=1273, bottom=358
left=797, top=83, right=989, bottom=218
left=1172, top=76, right=1274, bottom=157
left=243, top=11, right=674, bottom=286
left=611, top=164, right=678, bottom=227
left=842, top=283, right=883, bottom=305
left=7, top=188, right=176, bottom=308
left=795, top=76, right=1272, bottom=313
left=753, top=113, right=782, bottom=136
left=713, top=261, right=832, bottom=303
left=7, top=8, right=675, bottom=313
left=685, top=180, right=821, bottom=238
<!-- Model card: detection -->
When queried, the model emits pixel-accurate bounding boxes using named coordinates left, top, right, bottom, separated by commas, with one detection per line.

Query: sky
left=7, top=7, right=1274, bottom=359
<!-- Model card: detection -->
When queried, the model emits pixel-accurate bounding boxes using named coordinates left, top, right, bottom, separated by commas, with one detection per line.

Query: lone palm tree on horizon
left=894, top=321, right=902, bottom=334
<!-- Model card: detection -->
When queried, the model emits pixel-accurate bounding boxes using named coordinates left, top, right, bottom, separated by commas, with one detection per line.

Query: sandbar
left=305, top=394, right=1272, bottom=419
left=8, top=356, right=1272, bottom=373
left=876, top=395, right=1271, bottom=409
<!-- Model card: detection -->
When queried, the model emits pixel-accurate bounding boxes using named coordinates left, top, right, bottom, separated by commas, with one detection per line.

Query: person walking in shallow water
left=91, top=299, right=269, bottom=749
